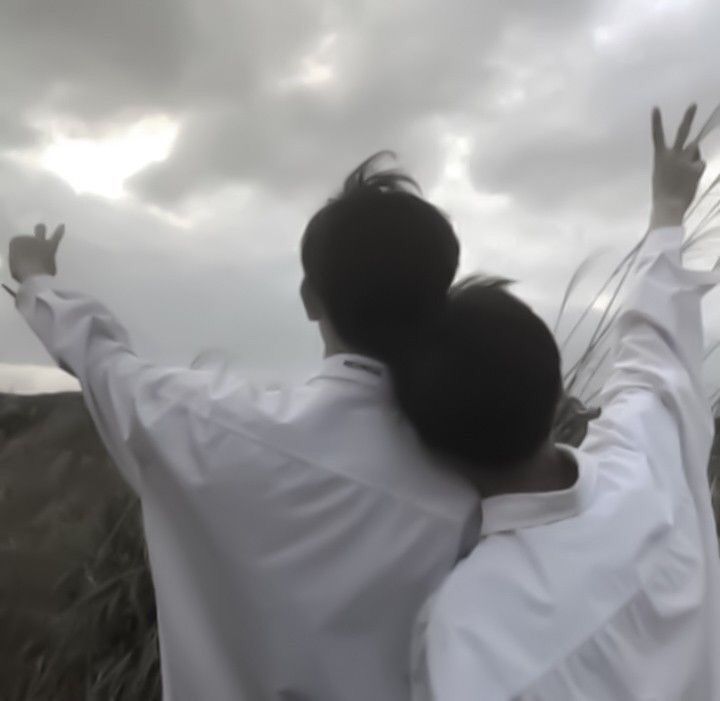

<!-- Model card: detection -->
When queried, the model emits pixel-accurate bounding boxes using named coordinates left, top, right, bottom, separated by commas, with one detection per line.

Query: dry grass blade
left=685, top=198, right=720, bottom=247
left=585, top=247, right=638, bottom=345
left=575, top=344, right=613, bottom=400
left=695, top=99, right=720, bottom=144
left=683, top=180, right=716, bottom=224
left=553, top=249, right=607, bottom=334
left=565, top=324, right=614, bottom=394
left=563, top=243, right=643, bottom=393
left=559, top=238, right=643, bottom=353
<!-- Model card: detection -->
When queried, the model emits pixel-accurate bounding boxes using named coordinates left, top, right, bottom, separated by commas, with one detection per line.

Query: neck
left=319, top=319, right=359, bottom=358
left=323, top=336, right=356, bottom=359
left=473, top=441, right=577, bottom=499
left=324, top=340, right=355, bottom=358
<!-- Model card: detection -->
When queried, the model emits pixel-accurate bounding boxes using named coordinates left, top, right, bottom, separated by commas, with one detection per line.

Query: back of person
left=11, top=153, right=481, bottom=699
left=139, top=354, right=477, bottom=700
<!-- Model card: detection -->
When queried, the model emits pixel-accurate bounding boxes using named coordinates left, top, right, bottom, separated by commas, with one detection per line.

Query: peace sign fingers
left=651, top=103, right=705, bottom=226
left=673, top=103, right=697, bottom=151
left=652, top=107, right=666, bottom=151
left=653, top=104, right=699, bottom=154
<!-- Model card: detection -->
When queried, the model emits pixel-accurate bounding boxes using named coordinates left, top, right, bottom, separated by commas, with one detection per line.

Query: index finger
left=652, top=107, right=666, bottom=150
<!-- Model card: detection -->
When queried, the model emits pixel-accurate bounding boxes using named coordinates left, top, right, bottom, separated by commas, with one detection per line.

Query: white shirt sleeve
left=15, top=274, right=217, bottom=494
left=581, top=226, right=720, bottom=556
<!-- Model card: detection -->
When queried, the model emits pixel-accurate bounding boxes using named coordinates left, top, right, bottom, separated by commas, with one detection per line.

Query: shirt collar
left=307, top=353, right=392, bottom=393
left=480, top=445, right=597, bottom=537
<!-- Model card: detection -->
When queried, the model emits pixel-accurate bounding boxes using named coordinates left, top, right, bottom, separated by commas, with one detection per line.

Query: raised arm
left=582, top=105, right=719, bottom=541
left=585, top=105, right=710, bottom=437
left=9, top=237, right=216, bottom=494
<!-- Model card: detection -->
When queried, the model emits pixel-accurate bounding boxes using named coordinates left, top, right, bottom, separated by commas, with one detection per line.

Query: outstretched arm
left=8, top=228, right=215, bottom=494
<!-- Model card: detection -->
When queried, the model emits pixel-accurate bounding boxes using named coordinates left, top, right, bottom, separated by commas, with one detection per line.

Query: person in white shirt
left=394, top=105, right=720, bottom=700
left=6, top=154, right=480, bottom=700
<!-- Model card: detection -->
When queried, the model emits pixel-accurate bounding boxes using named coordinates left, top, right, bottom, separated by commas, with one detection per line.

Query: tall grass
left=4, top=495, right=160, bottom=700
left=557, top=169, right=720, bottom=404
left=0, top=398, right=160, bottom=701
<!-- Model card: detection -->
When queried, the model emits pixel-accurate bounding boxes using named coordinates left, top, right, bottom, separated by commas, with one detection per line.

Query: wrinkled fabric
left=16, top=278, right=480, bottom=701
left=412, top=227, right=720, bottom=701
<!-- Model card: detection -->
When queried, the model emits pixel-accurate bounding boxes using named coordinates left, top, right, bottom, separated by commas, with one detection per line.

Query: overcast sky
left=2, top=0, right=720, bottom=395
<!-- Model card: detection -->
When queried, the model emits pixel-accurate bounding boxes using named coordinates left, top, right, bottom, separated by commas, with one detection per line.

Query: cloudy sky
left=2, top=0, right=720, bottom=395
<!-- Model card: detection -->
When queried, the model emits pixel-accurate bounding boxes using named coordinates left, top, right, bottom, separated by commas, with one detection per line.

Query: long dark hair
left=392, top=277, right=563, bottom=468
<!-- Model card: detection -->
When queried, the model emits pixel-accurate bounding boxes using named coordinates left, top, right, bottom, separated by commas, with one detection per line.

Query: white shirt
left=411, top=226, right=720, bottom=701
left=15, top=280, right=481, bottom=701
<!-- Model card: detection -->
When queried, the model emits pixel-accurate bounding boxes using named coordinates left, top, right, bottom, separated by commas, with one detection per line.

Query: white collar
left=480, top=446, right=597, bottom=537
left=308, top=353, right=392, bottom=393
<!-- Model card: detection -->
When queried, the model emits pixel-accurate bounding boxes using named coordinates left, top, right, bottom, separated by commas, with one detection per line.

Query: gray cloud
left=469, top=1, right=720, bottom=220
left=128, top=0, right=603, bottom=203
left=0, top=0, right=193, bottom=131
left=2, top=0, right=720, bottom=393
left=0, top=156, right=322, bottom=381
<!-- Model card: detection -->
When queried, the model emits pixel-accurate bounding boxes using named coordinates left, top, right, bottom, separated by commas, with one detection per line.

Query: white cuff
left=15, top=274, right=57, bottom=307
left=644, top=226, right=684, bottom=252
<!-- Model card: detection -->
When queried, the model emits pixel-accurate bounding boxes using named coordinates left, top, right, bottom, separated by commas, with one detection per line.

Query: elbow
left=659, top=367, right=715, bottom=433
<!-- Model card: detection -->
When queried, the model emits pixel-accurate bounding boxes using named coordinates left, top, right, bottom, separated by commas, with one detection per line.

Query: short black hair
left=392, top=278, right=562, bottom=468
left=301, top=151, right=459, bottom=360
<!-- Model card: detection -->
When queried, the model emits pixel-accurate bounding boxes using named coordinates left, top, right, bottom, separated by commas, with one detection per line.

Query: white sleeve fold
left=16, top=275, right=213, bottom=494
left=582, top=226, right=720, bottom=569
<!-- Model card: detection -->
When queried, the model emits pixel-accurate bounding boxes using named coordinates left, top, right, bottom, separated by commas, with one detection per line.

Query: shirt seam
left=150, top=382, right=467, bottom=527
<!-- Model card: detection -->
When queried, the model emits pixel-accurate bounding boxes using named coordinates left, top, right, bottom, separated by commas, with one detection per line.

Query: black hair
left=301, top=151, right=459, bottom=360
left=392, top=277, right=562, bottom=469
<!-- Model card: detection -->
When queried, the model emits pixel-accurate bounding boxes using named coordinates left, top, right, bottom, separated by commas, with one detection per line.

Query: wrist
left=650, top=201, right=685, bottom=229
left=16, top=265, right=53, bottom=283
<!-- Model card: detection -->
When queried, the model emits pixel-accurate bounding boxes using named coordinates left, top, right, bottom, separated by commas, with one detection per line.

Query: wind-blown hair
left=301, top=151, right=459, bottom=360
left=392, top=277, right=563, bottom=468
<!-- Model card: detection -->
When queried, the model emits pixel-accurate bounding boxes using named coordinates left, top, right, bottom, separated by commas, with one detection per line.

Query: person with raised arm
left=6, top=154, right=481, bottom=700
left=397, top=105, right=720, bottom=700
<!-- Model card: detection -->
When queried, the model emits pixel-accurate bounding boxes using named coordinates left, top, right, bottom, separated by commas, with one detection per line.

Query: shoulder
left=142, top=366, right=325, bottom=464
left=422, top=506, right=661, bottom=700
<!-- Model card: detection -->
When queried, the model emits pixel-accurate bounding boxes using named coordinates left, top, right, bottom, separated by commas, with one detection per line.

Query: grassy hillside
left=0, top=393, right=158, bottom=700
left=1, top=391, right=718, bottom=699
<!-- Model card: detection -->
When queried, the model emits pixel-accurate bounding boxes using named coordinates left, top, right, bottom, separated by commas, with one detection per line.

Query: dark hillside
left=0, top=392, right=156, bottom=700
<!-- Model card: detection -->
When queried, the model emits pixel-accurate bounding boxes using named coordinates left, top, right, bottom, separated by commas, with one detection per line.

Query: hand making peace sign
left=651, top=104, right=706, bottom=228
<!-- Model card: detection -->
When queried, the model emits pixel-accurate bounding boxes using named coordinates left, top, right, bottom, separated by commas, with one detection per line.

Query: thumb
left=49, top=224, right=65, bottom=253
